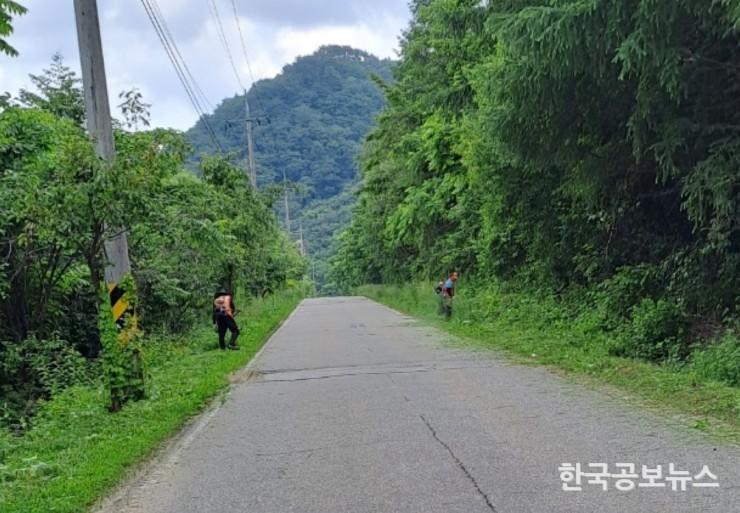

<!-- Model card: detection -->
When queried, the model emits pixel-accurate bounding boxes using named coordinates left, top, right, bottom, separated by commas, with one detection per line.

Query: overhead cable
left=206, top=0, right=245, bottom=91
left=229, top=0, right=269, bottom=118
left=139, top=0, right=224, bottom=152
left=150, top=0, right=215, bottom=113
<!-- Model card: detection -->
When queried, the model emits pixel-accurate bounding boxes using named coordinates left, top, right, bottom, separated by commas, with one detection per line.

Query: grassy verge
left=0, top=290, right=303, bottom=513
left=358, top=282, right=740, bottom=443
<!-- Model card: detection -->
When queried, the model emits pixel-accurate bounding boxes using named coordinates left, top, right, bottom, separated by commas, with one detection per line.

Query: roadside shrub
left=590, top=265, right=661, bottom=331
left=611, top=298, right=689, bottom=362
left=23, top=337, right=93, bottom=396
left=0, top=337, right=92, bottom=430
left=689, top=332, right=740, bottom=387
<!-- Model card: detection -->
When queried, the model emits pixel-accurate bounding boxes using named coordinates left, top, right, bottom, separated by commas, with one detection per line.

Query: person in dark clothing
left=213, top=288, right=240, bottom=350
left=440, top=271, right=458, bottom=319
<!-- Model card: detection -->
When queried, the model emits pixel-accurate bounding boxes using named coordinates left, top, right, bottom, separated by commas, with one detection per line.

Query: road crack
left=261, top=368, right=435, bottom=383
left=420, top=415, right=498, bottom=513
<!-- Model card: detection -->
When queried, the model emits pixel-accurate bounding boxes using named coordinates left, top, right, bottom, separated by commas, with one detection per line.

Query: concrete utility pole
left=74, top=0, right=131, bottom=310
left=244, top=91, right=257, bottom=188
left=283, top=170, right=291, bottom=234
left=298, top=218, right=305, bottom=257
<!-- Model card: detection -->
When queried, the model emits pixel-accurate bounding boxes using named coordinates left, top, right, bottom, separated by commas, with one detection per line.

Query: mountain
left=299, top=183, right=358, bottom=293
left=186, top=45, right=394, bottom=289
left=187, top=45, right=393, bottom=202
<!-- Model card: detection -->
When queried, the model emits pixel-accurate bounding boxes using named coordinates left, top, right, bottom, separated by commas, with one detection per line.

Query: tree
left=0, top=0, right=25, bottom=57
left=333, top=0, right=739, bottom=361
left=0, top=108, right=99, bottom=341
left=0, top=109, right=306, bottom=425
left=117, top=88, right=151, bottom=131
left=18, top=53, right=85, bottom=126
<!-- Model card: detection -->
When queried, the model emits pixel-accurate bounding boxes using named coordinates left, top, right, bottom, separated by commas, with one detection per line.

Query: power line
left=227, top=1, right=277, bottom=159
left=229, top=0, right=257, bottom=89
left=207, top=0, right=244, bottom=91
left=149, top=0, right=214, bottom=113
left=146, top=0, right=214, bottom=123
left=229, top=0, right=268, bottom=118
left=228, top=0, right=272, bottom=147
left=227, top=2, right=289, bottom=229
left=140, top=1, right=201, bottom=115
left=139, top=0, right=224, bottom=152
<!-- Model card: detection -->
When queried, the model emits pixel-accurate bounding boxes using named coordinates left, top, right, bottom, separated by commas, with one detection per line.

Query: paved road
left=99, top=297, right=739, bottom=513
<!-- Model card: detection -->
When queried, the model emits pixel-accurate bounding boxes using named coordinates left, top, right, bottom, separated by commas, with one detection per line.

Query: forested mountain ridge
left=186, top=46, right=393, bottom=289
left=187, top=45, right=393, bottom=203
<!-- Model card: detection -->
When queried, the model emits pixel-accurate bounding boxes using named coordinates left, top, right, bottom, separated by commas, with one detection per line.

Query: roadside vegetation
left=0, top=289, right=304, bottom=513
left=332, top=0, right=739, bottom=426
left=360, top=282, right=739, bottom=442
left=0, top=33, right=306, bottom=513
left=1, top=55, right=305, bottom=429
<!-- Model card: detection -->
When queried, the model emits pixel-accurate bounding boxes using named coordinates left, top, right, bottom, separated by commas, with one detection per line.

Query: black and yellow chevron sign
left=107, top=283, right=129, bottom=322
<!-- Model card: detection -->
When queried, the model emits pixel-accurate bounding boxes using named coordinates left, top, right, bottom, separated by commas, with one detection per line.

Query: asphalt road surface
left=98, top=297, right=739, bottom=513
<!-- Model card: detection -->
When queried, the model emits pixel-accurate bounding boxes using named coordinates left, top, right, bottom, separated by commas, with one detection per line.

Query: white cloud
left=275, top=23, right=396, bottom=63
left=0, top=0, right=410, bottom=130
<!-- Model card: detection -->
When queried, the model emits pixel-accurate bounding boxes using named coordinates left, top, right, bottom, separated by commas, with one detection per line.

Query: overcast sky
left=0, top=1, right=410, bottom=130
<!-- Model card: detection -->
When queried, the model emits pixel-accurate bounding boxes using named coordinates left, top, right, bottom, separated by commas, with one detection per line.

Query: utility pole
left=298, top=218, right=305, bottom=257
left=75, top=0, right=144, bottom=412
left=244, top=91, right=257, bottom=188
left=239, top=91, right=291, bottom=235
left=283, top=170, right=291, bottom=234
left=74, top=0, right=131, bottom=316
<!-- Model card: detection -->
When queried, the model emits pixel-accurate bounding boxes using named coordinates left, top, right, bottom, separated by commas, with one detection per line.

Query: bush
left=0, top=337, right=93, bottom=430
left=590, top=265, right=661, bottom=331
left=612, top=298, right=689, bottom=362
left=25, top=338, right=93, bottom=396
left=689, top=332, right=740, bottom=387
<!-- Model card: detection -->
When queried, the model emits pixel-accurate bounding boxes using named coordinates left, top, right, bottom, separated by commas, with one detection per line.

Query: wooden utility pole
left=74, top=0, right=131, bottom=304
left=244, top=91, right=257, bottom=188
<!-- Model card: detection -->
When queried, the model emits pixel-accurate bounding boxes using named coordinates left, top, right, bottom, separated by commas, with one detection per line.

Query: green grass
left=358, top=282, right=740, bottom=443
left=0, top=290, right=303, bottom=513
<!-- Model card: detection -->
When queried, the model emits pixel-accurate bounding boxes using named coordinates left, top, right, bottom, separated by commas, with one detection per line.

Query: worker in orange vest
left=213, top=288, right=240, bottom=350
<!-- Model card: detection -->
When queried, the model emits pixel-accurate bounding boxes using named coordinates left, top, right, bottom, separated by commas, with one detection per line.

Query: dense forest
left=0, top=54, right=305, bottom=428
left=187, top=46, right=393, bottom=287
left=333, top=0, right=739, bottom=368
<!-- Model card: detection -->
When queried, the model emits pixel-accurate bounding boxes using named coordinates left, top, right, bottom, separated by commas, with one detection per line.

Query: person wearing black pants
left=213, top=288, right=240, bottom=350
